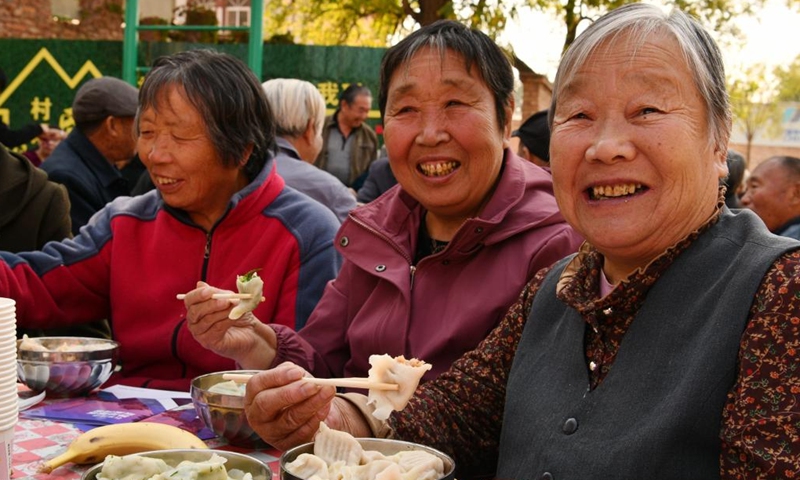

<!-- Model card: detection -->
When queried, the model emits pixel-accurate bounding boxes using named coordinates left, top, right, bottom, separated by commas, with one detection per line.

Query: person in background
left=741, top=155, right=800, bottom=239
left=42, top=77, right=138, bottom=234
left=0, top=143, right=111, bottom=339
left=0, top=67, right=52, bottom=150
left=512, top=109, right=551, bottom=169
left=723, top=149, right=746, bottom=208
left=356, top=156, right=397, bottom=204
left=0, top=143, right=71, bottom=255
left=0, top=50, right=341, bottom=391
left=242, top=5, right=800, bottom=479
left=184, top=20, right=582, bottom=386
left=262, top=78, right=357, bottom=223
left=21, top=128, right=66, bottom=167
left=314, top=84, right=379, bottom=189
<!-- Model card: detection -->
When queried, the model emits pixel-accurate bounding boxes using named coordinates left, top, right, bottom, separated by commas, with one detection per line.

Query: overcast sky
left=502, top=0, right=800, bottom=81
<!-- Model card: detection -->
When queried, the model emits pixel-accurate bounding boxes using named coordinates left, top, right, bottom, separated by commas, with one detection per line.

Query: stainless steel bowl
left=80, top=448, right=271, bottom=480
left=191, top=370, right=265, bottom=448
left=280, top=438, right=456, bottom=480
left=16, top=337, right=119, bottom=397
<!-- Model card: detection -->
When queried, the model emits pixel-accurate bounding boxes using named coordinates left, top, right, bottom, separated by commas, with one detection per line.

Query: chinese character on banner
left=59, top=107, right=75, bottom=132
left=317, top=82, right=340, bottom=108
left=30, top=96, right=52, bottom=122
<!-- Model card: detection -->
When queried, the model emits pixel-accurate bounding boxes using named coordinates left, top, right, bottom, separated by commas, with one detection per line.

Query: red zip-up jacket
left=0, top=161, right=341, bottom=390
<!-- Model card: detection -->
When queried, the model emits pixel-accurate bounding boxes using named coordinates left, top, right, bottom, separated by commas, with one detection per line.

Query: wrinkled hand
left=244, top=363, right=357, bottom=451
left=184, top=281, right=269, bottom=364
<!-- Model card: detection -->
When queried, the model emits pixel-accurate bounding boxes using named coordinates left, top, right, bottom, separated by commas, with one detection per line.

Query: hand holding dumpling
left=183, top=280, right=277, bottom=370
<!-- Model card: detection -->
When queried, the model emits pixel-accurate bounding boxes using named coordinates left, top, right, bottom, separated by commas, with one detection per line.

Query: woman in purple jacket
left=183, top=21, right=583, bottom=382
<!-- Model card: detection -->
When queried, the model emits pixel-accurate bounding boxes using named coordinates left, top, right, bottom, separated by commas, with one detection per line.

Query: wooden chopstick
left=176, top=293, right=263, bottom=300
left=302, top=377, right=399, bottom=391
left=220, top=373, right=400, bottom=391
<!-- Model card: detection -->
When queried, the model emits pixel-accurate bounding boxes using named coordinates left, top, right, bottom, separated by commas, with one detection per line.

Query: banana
left=39, top=422, right=208, bottom=473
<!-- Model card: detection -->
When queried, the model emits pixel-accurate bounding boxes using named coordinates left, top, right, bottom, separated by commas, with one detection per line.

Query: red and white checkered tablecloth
left=12, top=418, right=283, bottom=479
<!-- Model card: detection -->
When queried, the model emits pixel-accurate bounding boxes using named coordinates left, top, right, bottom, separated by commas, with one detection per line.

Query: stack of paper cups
left=0, top=298, right=16, bottom=480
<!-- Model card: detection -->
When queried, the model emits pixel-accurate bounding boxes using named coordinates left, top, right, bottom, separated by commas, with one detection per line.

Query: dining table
left=11, top=389, right=285, bottom=479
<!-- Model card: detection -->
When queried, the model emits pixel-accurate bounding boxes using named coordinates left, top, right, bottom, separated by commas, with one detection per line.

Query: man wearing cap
left=512, top=109, right=550, bottom=170
left=43, top=76, right=138, bottom=234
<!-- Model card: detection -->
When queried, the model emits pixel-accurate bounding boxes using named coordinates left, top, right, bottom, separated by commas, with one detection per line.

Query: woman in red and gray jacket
left=0, top=50, right=341, bottom=391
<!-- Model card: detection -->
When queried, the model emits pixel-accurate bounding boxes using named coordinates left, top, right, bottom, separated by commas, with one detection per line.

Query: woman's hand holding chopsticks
left=243, top=363, right=373, bottom=451
left=182, top=281, right=278, bottom=370
left=223, top=372, right=399, bottom=391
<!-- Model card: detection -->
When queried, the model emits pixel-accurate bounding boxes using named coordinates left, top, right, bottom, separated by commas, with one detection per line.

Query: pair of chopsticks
left=176, top=293, right=263, bottom=300
left=221, top=373, right=399, bottom=391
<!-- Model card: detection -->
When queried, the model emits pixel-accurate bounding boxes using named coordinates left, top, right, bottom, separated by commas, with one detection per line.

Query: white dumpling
left=313, top=422, right=363, bottom=466
left=367, top=355, right=432, bottom=420
left=361, top=449, right=391, bottom=463
left=229, top=270, right=264, bottom=320
left=97, top=454, right=170, bottom=480
left=350, top=461, right=401, bottom=480
left=375, top=464, right=403, bottom=480
left=284, top=453, right=330, bottom=480
left=208, top=380, right=247, bottom=396
left=396, top=451, right=444, bottom=480
left=162, top=453, right=232, bottom=480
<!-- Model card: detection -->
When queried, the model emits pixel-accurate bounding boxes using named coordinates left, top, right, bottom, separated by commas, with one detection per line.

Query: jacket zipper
left=349, top=215, right=417, bottom=290
left=172, top=229, right=213, bottom=379
left=201, top=231, right=212, bottom=281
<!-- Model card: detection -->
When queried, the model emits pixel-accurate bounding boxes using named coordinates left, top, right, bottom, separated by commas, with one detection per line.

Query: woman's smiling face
left=382, top=47, right=511, bottom=223
left=550, top=31, right=727, bottom=280
left=138, top=86, right=248, bottom=231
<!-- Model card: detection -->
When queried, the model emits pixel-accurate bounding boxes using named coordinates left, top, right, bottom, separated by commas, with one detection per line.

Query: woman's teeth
left=591, top=183, right=643, bottom=200
left=155, top=176, right=178, bottom=186
left=419, top=161, right=459, bottom=177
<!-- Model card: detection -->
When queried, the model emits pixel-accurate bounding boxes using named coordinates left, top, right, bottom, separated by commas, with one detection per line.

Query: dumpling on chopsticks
left=229, top=269, right=264, bottom=320
left=313, top=422, right=363, bottom=466
left=367, top=355, right=432, bottom=420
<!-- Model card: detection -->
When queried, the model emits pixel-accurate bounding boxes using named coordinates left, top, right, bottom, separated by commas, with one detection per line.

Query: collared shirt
left=776, top=216, right=800, bottom=240
left=387, top=203, right=800, bottom=478
left=325, top=112, right=355, bottom=185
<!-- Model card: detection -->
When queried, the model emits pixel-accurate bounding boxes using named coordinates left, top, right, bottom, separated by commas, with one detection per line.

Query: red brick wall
left=0, top=0, right=124, bottom=40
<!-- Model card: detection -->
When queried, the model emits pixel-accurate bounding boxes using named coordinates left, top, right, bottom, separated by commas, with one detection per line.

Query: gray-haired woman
left=242, top=5, right=800, bottom=479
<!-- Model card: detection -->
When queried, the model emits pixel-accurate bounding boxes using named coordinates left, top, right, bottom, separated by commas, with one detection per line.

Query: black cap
left=72, top=77, right=139, bottom=124
left=512, top=109, right=550, bottom=162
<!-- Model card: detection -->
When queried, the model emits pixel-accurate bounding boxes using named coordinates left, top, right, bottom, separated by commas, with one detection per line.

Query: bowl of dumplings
left=191, top=370, right=265, bottom=448
left=280, top=423, right=456, bottom=480
left=16, top=336, right=119, bottom=397
left=80, top=449, right=271, bottom=480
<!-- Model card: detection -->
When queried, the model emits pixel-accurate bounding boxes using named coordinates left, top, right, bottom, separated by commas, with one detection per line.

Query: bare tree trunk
left=418, top=0, right=451, bottom=26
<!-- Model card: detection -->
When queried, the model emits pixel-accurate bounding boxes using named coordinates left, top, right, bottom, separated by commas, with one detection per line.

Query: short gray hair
left=550, top=3, right=731, bottom=153
left=138, top=49, right=275, bottom=181
left=262, top=79, right=326, bottom=139
left=379, top=19, right=514, bottom=131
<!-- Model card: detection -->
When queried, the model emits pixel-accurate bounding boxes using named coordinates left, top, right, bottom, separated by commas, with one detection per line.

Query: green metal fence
left=0, top=39, right=386, bottom=153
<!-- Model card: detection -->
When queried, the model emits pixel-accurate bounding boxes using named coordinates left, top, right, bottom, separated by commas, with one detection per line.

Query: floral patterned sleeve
left=721, top=249, right=800, bottom=479
left=388, top=268, right=550, bottom=477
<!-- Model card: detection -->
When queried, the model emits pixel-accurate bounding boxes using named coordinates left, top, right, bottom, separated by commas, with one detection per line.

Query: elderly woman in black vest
left=242, top=4, right=800, bottom=479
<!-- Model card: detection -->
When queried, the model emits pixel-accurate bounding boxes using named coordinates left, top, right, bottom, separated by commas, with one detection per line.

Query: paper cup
left=0, top=410, right=17, bottom=428
left=0, top=397, right=16, bottom=411
left=0, top=424, right=12, bottom=480
left=0, top=404, right=16, bottom=420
